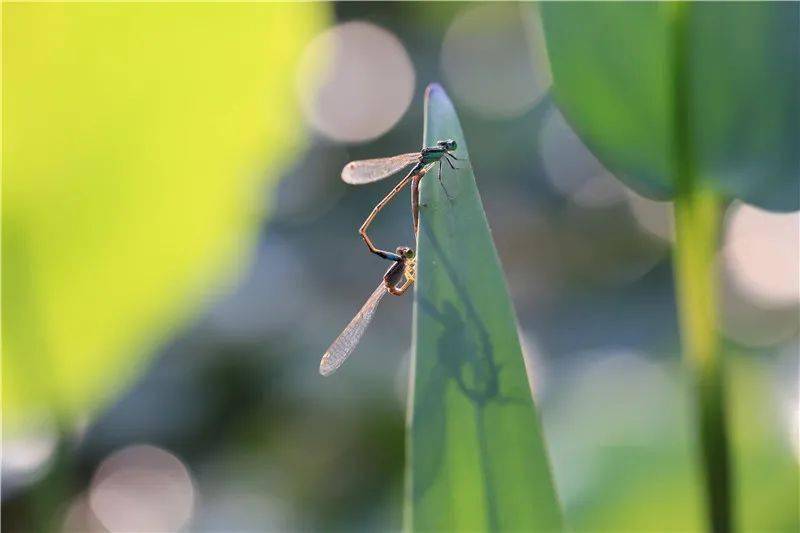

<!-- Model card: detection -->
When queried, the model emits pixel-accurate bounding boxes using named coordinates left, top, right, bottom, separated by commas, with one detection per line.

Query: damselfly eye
left=438, top=139, right=457, bottom=151
left=395, top=246, right=414, bottom=259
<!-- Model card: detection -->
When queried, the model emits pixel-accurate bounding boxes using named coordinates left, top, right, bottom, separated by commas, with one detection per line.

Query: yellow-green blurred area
left=2, top=2, right=797, bottom=532
left=4, top=3, right=329, bottom=427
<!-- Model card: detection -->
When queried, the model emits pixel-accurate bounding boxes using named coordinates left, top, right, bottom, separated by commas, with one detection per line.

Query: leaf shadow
left=412, top=219, right=527, bottom=529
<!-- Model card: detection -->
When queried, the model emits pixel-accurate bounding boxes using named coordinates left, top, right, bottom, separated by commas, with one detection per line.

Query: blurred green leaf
left=540, top=5, right=798, bottom=530
left=405, top=84, right=562, bottom=531
left=2, top=4, right=330, bottom=431
left=559, top=355, right=798, bottom=532
left=540, top=2, right=799, bottom=211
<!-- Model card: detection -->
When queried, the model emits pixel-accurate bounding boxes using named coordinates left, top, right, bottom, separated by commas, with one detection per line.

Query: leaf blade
left=405, top=84, right=562, bottom=531
left=540, top=2, right=800, bottom=211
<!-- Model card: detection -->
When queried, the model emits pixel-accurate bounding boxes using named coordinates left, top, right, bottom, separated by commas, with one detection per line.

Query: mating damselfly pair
left=319, top=139, right=462, bottom=376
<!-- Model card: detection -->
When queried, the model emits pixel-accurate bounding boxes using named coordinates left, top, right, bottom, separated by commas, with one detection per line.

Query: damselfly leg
left=357, top=162, right=428, bottom=260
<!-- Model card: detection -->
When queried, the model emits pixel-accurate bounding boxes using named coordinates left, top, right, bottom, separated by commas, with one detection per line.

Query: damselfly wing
left=319, top=282, right=388, bottom=376
left=341, top=153, right=421, bottom=185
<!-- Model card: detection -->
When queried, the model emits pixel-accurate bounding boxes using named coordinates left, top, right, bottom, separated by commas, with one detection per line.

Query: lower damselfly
left=319, top=246, right=415, bottom=376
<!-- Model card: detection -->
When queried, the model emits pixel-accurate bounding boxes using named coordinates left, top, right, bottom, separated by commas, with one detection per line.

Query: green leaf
left=540, top=2, right=799, bottom=211
left=2, top=4, right=330, bottom=431
left=540, top=4, right=798, bottom=530
left=405, top=84, right=563, bottom=531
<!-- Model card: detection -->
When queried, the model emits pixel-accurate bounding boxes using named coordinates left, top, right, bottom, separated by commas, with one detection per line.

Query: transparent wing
left=320, top=282, right=387, bottom=376
left=341, top=153, right=420, bottom=184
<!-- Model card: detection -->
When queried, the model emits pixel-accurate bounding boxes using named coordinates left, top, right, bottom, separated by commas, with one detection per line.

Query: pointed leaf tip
left=424, top=82, right=445, bottom=98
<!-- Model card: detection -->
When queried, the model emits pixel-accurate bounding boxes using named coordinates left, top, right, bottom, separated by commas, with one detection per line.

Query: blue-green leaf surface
left=540, top=2, right=799, bottom=211
left=405, top=84, right=563, bottom=531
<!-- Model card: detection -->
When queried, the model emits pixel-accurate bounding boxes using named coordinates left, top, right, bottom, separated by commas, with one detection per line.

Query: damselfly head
left=438, top=139, right=457, bottom=151
left=395, top=246, right=415, bottom=259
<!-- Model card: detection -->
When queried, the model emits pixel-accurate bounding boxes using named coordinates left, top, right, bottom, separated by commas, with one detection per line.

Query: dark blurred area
left=3, top=3, right=797, bottom=532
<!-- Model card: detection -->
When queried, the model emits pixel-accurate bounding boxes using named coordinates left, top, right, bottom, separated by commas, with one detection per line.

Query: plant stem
left=674, top=184, right=731, bottom=533
left=671, top=3, right=732, bottom=531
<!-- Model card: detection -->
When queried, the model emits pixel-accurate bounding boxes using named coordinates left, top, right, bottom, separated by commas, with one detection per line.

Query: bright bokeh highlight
left=89, top=445, right=195, bottom=532
left=296, top=21, right=415, bottom=143
left=723, top=203, right=800, bottom=307
left=442, top=4, right=551, bottom=119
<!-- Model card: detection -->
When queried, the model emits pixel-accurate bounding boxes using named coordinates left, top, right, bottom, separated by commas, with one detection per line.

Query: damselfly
left=341, top=140, right=460, bottom=260
left=319, top=246, right=416, bottom=376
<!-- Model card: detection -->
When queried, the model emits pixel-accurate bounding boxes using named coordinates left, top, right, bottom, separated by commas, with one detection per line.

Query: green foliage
left=540, top=3, right=800, bottom=531
left=557, top=355, right=798, bottom=532
left=541, top=2, right=799, bottom=211
left=405, top=84, right=563, bottom=531
left=2, top=3, right=330, bottom=431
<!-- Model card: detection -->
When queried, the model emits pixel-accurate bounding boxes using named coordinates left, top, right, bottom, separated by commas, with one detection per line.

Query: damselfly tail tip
left=319, top=354, right=334, bottom=376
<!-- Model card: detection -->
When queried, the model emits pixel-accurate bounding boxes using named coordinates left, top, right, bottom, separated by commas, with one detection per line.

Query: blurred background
left=3, top=3, right=797, bottom=532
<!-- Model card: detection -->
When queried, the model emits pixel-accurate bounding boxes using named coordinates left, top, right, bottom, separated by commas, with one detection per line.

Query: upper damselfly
left=341, top=139, right=460, bottom=260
